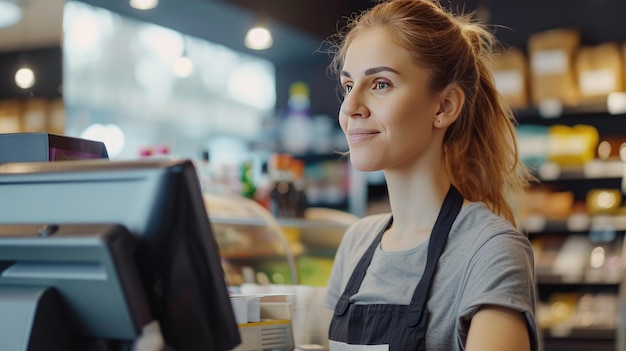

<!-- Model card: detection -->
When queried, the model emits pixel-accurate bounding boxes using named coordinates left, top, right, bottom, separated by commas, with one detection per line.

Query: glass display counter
left=203, top=193, right=357, bottom=287
left=203, top=193, right=297, bottom=286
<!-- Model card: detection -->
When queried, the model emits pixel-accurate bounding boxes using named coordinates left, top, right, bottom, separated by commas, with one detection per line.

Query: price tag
left=523, top=214, right=546, bottom=233
left=583, top=159, right=604, bottom=178
left=607, top=92, right=626, bottom=115
left=538, top=162, right=561, bottom=180
left=537, top=98, right=563, bottom=119
left=566, top=213, right=590, bottom=232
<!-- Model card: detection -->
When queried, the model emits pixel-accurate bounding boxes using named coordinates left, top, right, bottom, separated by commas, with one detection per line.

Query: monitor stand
left=0, top=286, right=166, bottom=351
left=0, top=285, right=74, bottom=351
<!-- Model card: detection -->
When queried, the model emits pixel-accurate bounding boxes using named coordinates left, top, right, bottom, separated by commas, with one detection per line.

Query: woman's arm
left=465, top=305, right=531, bottom=351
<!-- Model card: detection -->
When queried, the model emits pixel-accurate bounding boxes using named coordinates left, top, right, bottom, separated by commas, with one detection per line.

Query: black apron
left=329, top=185, right=463, bottom=351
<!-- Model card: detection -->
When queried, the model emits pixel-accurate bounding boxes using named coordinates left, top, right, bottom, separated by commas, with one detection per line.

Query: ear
left=433, top=85, right=464, bottom=128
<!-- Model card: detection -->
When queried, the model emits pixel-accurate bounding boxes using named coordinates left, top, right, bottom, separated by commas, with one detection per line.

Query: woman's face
left=339, top=26, right=444, bottom=173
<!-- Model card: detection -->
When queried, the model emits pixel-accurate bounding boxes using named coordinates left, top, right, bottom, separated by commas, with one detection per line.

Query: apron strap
left=407, top=185, right=463, bottom=327
left=333, top=216, right=392, bottom=316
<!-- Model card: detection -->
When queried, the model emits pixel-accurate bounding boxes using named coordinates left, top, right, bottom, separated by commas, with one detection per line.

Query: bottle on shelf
left=280, top=82, right=313, bottom=155
left=290, top=158, right=308, bottom=218
left=240, top=160, right=256, bottom=200
left=269, top=153, right=297, bottom=218
left=253, top=161, right=271, bottom=210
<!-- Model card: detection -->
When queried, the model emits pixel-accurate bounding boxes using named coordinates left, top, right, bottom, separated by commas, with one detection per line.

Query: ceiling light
left=0, top=0, right=22, bottom=29
left=130, top=0, right=158, bottom=10
left=173, top=56, right=193, bottom=78
left=245, top=26, right=273, bottom=50
left=15, top=67, right=35, bottom=89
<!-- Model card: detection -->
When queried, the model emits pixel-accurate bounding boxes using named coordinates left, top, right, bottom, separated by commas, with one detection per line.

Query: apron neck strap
left=407, top=184, right=464, bottom=327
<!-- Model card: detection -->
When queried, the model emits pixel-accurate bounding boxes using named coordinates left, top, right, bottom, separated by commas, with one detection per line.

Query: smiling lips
left=347, top=128, right=379, bottom=143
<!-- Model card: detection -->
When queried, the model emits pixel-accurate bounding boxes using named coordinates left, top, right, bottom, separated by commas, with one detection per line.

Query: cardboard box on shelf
left=528, top=28, right=581, bottom=107
left=21, top=99, right=49, bottom=132
left=0, top=99, right=23, bottom=133
left=576, top=42, right=624, bottom=103
left=491, top=47, right=529, bottom=108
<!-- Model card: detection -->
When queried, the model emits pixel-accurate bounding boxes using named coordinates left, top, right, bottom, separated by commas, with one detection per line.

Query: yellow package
left=548, top=124, right=599, bottom=166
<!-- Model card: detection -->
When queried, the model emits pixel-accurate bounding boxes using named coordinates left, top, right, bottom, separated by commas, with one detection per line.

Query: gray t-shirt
left=324, top=202, right=538, bottom=351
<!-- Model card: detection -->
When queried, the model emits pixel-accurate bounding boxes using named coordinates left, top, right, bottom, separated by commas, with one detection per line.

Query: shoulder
left=447, top=202, right=534, bottom=274
left=453, top=202, right=530, bottom=248
left=450, top=204, right=538, bottom=350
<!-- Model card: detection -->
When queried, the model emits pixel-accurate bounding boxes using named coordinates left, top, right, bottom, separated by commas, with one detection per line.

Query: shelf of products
left=505, top=29, right=626, bottom=347
left=516, top=103, right=626, bottom=351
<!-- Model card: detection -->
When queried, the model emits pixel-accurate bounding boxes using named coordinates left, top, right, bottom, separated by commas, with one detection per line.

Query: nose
left=340, top=89, right=370, bottom=118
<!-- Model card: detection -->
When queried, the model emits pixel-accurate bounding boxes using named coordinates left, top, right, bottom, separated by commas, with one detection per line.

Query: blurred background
left=3, top=1, right=626, bottom=350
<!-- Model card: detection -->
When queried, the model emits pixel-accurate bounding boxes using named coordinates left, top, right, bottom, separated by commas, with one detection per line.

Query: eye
left=342, top=84, right=353, bottom=96
left=375, top=80, right=390, bottom=90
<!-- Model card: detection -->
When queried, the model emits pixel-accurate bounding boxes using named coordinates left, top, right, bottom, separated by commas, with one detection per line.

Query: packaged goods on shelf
left=21, top=98, right=48, bottom=132
left=269, top=153, right=306, bottom=219
left=0, top=98, right=66, bottom=135
left=575, top=42, right=624, bottom=103
left=490, top=47, right=529, bottom=108
left=586, top=189, right=622, bottom=215
left=522, top=188, right=575, bottom=220
left=0, top=99, right=22, bottom=133
left=538, top=292, right=619, bottom=332
left=551, top=235, right=593, bottom=280
left=538, top=291, right=580, bottom=329
left=517, top=124, right=550, bottom=167
left=517, top=124, right=600, bottom=170
left=547, top=124, right=599, bottom=166
left=528, top=28, right=581, bottom=107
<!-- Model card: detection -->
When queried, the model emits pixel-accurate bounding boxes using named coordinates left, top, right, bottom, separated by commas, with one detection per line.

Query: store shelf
left=530, top=160, right=624, bottom=182
left=277, top=218, right=349, bottom=230
left=536, top=273, right=623, bottom=286
left=221, top=250, right=290, bottom=261
left=523, top=214, right=626, bottom=234
left=515, top=99, right=626, bottom=120
left=516, top=95, right=626, bottom=351
left=542, top=326, right=616, bottom=340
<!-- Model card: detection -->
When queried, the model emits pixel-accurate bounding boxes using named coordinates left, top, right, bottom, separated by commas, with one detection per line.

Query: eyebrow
left=340, top=66, right=400, bottom=78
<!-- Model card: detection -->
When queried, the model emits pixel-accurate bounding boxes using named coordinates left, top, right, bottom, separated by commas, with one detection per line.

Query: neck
left=384, top=164, right=451, bottom=238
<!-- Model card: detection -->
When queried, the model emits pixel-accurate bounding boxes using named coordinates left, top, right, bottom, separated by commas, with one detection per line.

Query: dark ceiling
left=228, top=0, right=626, bottom=50
left=78, top=0, right=626, bottom=66
left=221, top=0, right=381, bottom=40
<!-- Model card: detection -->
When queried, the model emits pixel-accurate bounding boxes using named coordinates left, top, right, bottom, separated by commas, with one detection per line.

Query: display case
left=203, top=193, right=356, bottom=288
left=203, top=193, right=297, bottom=287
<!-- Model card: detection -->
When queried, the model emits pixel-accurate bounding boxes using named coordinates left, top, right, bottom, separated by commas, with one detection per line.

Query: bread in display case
left=203, top=193, right=358, bottom=288
left=203, top=193, right=298, bottom=287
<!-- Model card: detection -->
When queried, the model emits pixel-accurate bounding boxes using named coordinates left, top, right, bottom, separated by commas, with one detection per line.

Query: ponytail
left=445, top=23, right=533, bottom=227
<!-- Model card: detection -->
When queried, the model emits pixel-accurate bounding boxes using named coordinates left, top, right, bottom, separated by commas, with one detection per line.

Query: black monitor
left=0, top=159, right=241, bottom=351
